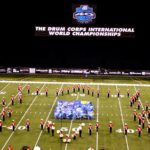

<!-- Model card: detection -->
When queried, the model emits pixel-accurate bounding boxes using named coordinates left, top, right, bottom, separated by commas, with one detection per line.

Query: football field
left=0, top=75, right=150, bottom=150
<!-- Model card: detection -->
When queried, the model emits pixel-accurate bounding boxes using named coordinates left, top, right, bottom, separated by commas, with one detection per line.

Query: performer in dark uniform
left=117, top=89, right=120, bottom=98
left=45, top=88, right=48, bottom=97
left=0, top=120, right=2, bottom=132
left=36, top=88, right=39, bottom=95
left=92, top=89, right=94, bottom=97
left=51, top=123, right=55, bottom=136
left=133, top=109, right=137, bottom=121
left=73, top=86, right=75, bottom=93
left=142, top=117, right=145, bottom=129
left=127, top=89, right=130, bottom=98
left=137, top=125, right=142, bottom=137
left=95, top=122, right=99, bottom=132
left=148, top=108, right=150, bottom=119
left=56, top=88, right=59, bottom=97
left=124, top=123, right=128, bottom=135
left=87, top=87, right=90, bottom=95
left=79, top=125, right=82, bottom=137
left=12, top=120, right=16, bottom=131
left=27, top=85, right=30, bottom=94
left=97, top=90, right=100, bottom=98
left=82, top=86, right=85, bottom=93
left=40, top=119, right=44, bottom=130
left=11, top=95, right=15, bottom=106
left=109, top=121, right=113, bottom=133
left=26, top=119, right=30, bottom=131
left=107, top=88, right=110, bottom=98
left=78, top=84, right=80, bottom=92
left=67, top=87, right=70, bottom=94
left=148, top=122, right=150, bottom=134
left=88, top=124, right=92, bottom=136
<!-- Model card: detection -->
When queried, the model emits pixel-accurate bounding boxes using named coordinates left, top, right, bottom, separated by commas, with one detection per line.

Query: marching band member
left=92, top=89, right=94, bottom=97
left=36, top=88, right=39, bottom=95
left=26, top=119, right=30, bottom=131
left=45, top=87, right=48, bottom=97
left=56, top=88, right=59, bottom=97
left=148, top=108, right=150, bottom=119
left=137, top=100, right=141, bottom=110
left=95, top=122, right=99, bottom=132
left=51, top=123, right=55, bottom=136
left=40, top=119, right=44, bottom=130
left=79, top=125, right=82, bottom=137
left=148, top=122, right=150, bottom=134
left=12, top=120, right=16, bottom=131
left=124, top=123, right=128, bottom=135
left=133, top=109, right=137, bottom=121
left=138, top=113, right=142, bottom=125
left=67, top=87, right=70, bottom=94
left=2, top=97, right=6, bottom=105
left=142, top=117, right=145, bottom=129
left=88, top=124, right=93, bottom=136
left=137, top=125, right=142, bottom=137
left=72, top=131, right=77, bottom=140
left=107, top=88, right=110, bottom=98
left=109, top=121, right=113, bottom=133
left=127, top=89, right=130, bottom=98
left=8, top=107, right=13, bottom=118
left=0, top=120, right=2, bottom=132
left=11, top=95, right=15, bottom=105
left=27, top=84, right=30, bottom=94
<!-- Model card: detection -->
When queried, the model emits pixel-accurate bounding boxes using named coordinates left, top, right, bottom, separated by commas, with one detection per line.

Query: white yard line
left=96, top=85, right=99, bottom=150
left=116, top=86, right=130, bottom=150
left=0, top=80, right=150, bottom=87
left=34, top=84, right=64, bottom=147
left=1, top=84, right=45, bottom=150
left=65, top=92, right=80, bottom=150
left=0, top=83, right=10, bottom=93
left=134, top=86, right=149, bottom=123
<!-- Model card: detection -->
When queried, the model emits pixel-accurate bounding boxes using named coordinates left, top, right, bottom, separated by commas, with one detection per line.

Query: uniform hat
left=148, top=122, right=150, bottom=124
left=134, top=109, right=136, bottom=111
left=110, top=121, right=112, bottom=123
left=125, top=123, right=127, bottom=125
left=138, top=125, right=141, bottom=127
left=0, top=120, right=2, bottom=122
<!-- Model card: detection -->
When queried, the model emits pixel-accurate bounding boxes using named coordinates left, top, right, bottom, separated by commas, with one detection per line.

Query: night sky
left=1, top=0, right=149, bottom=70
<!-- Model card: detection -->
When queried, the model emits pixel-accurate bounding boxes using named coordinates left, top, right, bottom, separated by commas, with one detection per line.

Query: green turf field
left=0, top=75, right=150, bottom=150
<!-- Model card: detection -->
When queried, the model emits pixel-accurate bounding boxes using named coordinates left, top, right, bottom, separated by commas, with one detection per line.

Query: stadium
left=1, top=0, right=149, bottom=150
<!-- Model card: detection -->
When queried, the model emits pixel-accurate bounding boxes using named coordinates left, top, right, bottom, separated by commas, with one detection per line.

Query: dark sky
left=1, top=0, right=149, bottom=70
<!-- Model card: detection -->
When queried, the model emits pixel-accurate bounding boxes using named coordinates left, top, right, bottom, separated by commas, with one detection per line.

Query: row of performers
left=1, top=88, right=141, bottom=108
left=18, top=84, right=139, bottom=98
left=1, top=120, right=150, bottom=137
